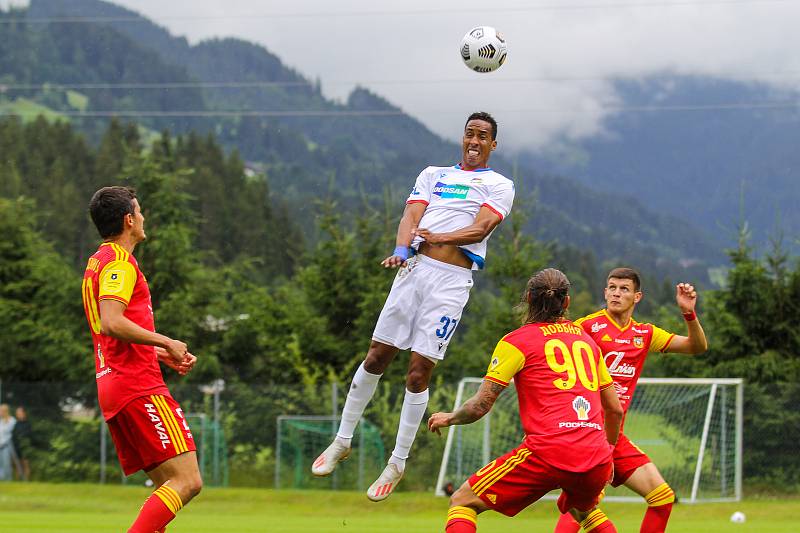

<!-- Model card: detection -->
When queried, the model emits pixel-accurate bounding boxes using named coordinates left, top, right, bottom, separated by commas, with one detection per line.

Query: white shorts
left=372, top=254, right=473, bottom=360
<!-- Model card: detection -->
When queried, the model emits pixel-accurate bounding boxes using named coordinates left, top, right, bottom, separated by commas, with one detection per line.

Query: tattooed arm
left=428, top=380, right=506, bottom=435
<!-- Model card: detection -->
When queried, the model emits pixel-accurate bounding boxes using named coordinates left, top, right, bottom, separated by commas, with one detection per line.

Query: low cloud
left=82, top=0, right=800, bottom=150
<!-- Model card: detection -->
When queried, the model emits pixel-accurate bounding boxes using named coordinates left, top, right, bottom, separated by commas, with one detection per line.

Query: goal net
left=275, top=415, right=385, bottom=490
left=435, top=377, right=743, bottom=503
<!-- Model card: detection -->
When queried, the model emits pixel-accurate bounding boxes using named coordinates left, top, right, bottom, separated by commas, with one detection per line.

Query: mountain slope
left=525, top=76, right=800, bottom=251
left=12, top=0, right=723, bottom=281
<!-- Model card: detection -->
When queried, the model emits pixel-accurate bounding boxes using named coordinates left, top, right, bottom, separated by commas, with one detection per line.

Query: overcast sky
left=9, top=0, right=800, bottom=150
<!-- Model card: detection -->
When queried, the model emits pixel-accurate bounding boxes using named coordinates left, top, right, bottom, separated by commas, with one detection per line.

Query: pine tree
left=0, top=197, right=90, bottom=399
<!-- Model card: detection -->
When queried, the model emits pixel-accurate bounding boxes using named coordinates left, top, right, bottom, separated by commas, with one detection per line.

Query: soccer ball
left=730, top=511, right=746, bottom=523
left=459, top=26, right=508, bottom=73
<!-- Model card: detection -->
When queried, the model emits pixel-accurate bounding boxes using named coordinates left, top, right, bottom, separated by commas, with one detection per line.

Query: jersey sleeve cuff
left=406, top=199, right=429, bottom=205
left=99, top=294, right=130, bottom=306
left=481, top=202, right=505, bottom=220
left=660, top=334, right=676, bottom=352
left=484, top=375, right=509, bottom=387
left=599, top=381, right=615, bottom=391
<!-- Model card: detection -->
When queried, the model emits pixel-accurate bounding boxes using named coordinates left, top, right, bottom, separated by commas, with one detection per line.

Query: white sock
left=335, top=363, right=382, bottom=446
left=389, top=388, right=430, bottom=472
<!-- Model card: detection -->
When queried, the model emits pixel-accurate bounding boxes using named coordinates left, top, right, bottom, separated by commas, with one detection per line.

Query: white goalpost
left=435, top=377, right=743, bottom=503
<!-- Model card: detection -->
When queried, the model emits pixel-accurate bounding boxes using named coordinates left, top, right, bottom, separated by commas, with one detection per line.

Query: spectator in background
left=12, top=406, right=32, bottom=481
left=0, top=404, right=15, bottom=480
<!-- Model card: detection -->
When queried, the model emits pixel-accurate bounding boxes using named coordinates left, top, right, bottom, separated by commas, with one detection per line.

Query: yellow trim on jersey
left=601, top=309, right=634, bottom=332
left=582, top=309, right=678, bottom=354
left=651, top=326, right=675, bottom=353
left=574, top=309, right=605, bottom=328
left=110, top=242, right=129, bottom=262
left=471, top=447, right=532, bottom=495
left=484, top=339, right=525, bottom=386
left=447, top=506, right=477, bottom=524
left=597, top=355, right=613, bottom=389
left=98, top=260, right=136, bottom=305
left=100, top=242, right=130, bottom=262
left=151, top=395, right=188, bottom=454
left=82, top=277, right=102, bottom=335
left=154, top=484, right=183, bottom=514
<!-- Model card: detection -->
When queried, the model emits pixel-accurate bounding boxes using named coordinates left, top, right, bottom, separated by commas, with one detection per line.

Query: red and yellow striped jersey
left=484, top=320, right=614, bottom=472
left=574, top=310, right=675, bottom=414
left=82, top=242, right=168, bottom=420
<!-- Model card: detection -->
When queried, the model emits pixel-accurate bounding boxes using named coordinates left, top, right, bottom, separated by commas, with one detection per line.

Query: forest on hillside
left=1, top=117, right=798, bottom=489
left=0, top=0, right=724, bottom=284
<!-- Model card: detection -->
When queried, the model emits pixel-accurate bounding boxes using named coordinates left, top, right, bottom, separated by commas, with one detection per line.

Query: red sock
left=446, top=506, right=477, bottom=532
left=555, top=512, right=581, bottom=533
left=580, top=509, right=617, bottom=532
left=640, top=483, right=675, bottom=533
left=128, top=484, right=183, bottom=533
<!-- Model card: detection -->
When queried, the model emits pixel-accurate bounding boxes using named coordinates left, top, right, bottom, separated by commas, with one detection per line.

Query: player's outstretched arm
left=381, top=202, right=427, bottom=268
left=600, top=385, right=623, bottom=446
left=99, top=299, right=189, bottom=362
left=664, top=282, right=708, bottom=355
left=414, top=205, right=501, bottom=246
left=428, top=380, right=505, bottom=435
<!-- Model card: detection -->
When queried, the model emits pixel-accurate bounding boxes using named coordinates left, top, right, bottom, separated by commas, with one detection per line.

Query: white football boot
left=366, top=463, right=404, bottom=502
left=311, top=439, right=351, bottom=477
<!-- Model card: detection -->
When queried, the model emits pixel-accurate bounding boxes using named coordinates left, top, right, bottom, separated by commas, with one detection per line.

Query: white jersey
left=406, top=165, right=514, bottom=269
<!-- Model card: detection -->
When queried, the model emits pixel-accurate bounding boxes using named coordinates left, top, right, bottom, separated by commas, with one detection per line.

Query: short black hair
left=607, top=267, right=641, bottom=292
left=89, top=186, right=137, bottom=239
left=465, top=111, right=498, bottom=140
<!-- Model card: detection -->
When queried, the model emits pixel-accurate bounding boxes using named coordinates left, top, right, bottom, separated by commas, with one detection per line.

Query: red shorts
left=611, top=432, right=651, bottom=487
left=107, top=393, right=195, bottom=475
left=467, top=443, right=612, bottom=517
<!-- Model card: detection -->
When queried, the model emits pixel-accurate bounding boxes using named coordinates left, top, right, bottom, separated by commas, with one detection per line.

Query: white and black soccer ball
left=460, top=26, right=508, bottom=73
left=730, top=511, right=746, bottom=523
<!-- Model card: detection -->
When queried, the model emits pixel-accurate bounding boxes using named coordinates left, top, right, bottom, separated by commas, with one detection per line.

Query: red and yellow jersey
left=82, top=242, right=168, bottom=421
left=574, top=310, right=675, bottom=414
left=484, top=320, right=615, bottom=472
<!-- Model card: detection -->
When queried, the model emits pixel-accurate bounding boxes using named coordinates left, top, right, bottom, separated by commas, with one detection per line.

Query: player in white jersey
left=311, top=112, right=515, bottom=501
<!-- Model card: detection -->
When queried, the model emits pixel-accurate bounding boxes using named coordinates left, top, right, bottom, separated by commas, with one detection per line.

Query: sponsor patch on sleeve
left=485, top=340, right=525, bottom=385
left=99, top=261, right=136, bottom=303
left=101, top=270, right=125, bottom=293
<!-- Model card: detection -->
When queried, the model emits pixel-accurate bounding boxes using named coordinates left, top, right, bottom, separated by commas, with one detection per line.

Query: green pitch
left=0, top=482, right=795, bottom=532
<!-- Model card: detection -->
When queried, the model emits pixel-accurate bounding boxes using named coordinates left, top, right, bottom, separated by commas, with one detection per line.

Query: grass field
left=0, top=98, right=67, bottom=123
left=0, top=482, right=797, bottom=532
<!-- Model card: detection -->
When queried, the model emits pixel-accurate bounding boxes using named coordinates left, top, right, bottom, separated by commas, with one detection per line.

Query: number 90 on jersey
left=544, top=339, right=600, bottom=391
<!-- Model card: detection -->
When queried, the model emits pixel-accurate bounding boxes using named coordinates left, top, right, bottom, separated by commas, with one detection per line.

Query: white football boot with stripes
left=367, top=463, right=404, bottom=502
left=311, top=439, right=351, bottom=477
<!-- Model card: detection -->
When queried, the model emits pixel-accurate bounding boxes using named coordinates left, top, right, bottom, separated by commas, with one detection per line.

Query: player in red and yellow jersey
left=429, top=269, right=624, bottom=533
left=554, top=267, right=708, bottom=533
left=82, top=186, right=202, bottom=533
